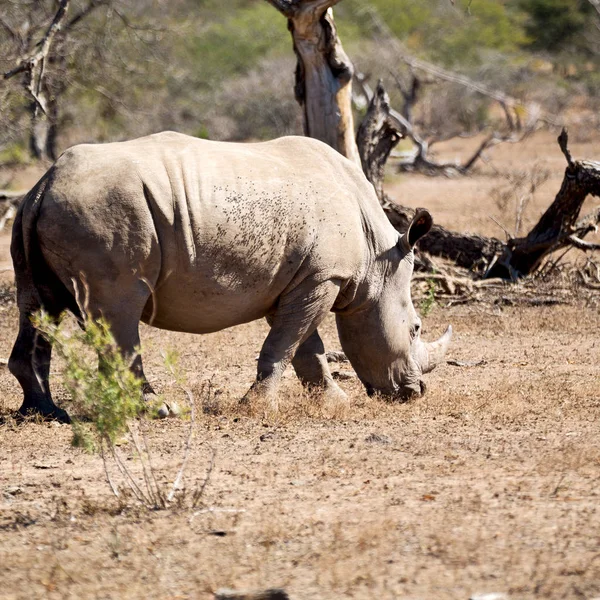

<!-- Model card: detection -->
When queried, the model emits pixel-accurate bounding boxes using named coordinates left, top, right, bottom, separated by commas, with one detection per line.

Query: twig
left=100, top=440, right=120, bottom=498
left=0, top=190, right=25, bottom=200
left=568, top=235, right=600, bottom=252
left=447, top=359, right=486, bottom=367
left=4, top=0, right=71, bottom=115
left=575, top=207, right=600, bottom=232
left=139, top=276, right=157, bottom=327
left=191, top=447, right=217, bottom=509
left=557, top=128, right=574, bottom=168
left=67, top=0, right=110, bottom=30
left=108, top=441, right=148, bottom=505
left=192, top=507, right=246, bottom=516
left=189, top=507, right=246, bottom=526
left=167, top=386, right=195, bottom=503
left=127, top=424, right=158, bottom=506
left=488, top=215, right=512, bottom=240
left=138, top=423, right=166, bottom=507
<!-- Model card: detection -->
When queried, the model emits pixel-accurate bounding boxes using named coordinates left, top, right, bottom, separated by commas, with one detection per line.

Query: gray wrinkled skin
left=9, top=132, right=451, bottom=422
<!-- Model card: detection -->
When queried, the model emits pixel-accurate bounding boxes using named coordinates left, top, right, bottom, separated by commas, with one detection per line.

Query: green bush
left=340, top=0, right=528, bottom=66
left=0, top=142, right=29, bottom=166
left=33, top=312, right=144, bottom=449
left=187, top=3, right=289, bottom=89
left=516, top=0, right=592, bottom=53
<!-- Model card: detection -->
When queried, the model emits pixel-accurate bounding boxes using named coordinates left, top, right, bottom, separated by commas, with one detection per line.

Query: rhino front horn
left=418, top=325, right=452, bottom=374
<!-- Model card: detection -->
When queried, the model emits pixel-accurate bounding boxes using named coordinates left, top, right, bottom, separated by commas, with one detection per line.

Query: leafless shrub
left=419, top=85, right=492, bottom=138
left=207, top=56, right=302, bottom=141
left=196, top=376, right=223, bottom=416
left=490, top=162, right=551, bottom=238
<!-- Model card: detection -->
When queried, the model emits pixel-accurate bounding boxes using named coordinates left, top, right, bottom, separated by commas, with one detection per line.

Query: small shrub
left=33, top=311, right=212, bottom=510
left=33, top=311, right=144, bottom=447
left=420, top=275, right=438, bottom=317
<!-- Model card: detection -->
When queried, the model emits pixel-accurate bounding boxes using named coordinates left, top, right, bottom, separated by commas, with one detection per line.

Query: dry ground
left=1, top=131, right=599, bottom=600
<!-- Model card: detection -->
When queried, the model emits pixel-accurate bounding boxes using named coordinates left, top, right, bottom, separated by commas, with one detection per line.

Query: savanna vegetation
left=1, top=0, right=598, bottom=165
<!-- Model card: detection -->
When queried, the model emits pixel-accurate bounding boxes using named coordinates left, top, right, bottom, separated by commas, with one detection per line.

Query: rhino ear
left=402, top=209, right=433, bottom=249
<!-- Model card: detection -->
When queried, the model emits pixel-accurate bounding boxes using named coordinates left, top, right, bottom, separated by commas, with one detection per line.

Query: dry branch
left=4, top=0, right=71, bottom=87
left=3, top=0, right=111, bottom=160
left=3, top=0, right=70, bottom=160
left=0, top=190, right=25, bottom=201
left=354, top=71, right=529, bottom=176
left=489, top=130, right=600, bottom=277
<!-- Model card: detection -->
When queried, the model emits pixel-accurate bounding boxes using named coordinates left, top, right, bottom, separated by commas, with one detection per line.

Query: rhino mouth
left=362, top=379, right=426, bottom=402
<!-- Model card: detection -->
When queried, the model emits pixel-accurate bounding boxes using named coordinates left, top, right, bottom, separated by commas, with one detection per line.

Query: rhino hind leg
left=83, top=282, right=157, bottom=406
left=246, top=279, right=342, bottom=408
left=9, top=310, right=70, bottom=423
left=292, top=329, right=347, bottom=400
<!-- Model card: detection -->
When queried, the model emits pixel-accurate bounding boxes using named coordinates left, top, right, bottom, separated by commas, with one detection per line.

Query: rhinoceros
left=9, top=132, right=451, bottom=422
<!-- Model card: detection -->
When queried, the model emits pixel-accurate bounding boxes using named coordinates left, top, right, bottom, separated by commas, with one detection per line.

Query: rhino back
left=40, top=133, right=391, bottom=333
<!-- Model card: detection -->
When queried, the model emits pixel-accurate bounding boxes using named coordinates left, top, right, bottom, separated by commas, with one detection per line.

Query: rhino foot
left=308, top=378, right=348, bottom=403
left=16, top=401, right=71, bottom=424
left=155, top=401, right=181, bottom=419
left=240, top=384, right=280, bottom=415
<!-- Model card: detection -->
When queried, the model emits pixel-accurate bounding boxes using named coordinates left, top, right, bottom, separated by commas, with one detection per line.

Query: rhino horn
left=415, top=325, right=452, bottom=374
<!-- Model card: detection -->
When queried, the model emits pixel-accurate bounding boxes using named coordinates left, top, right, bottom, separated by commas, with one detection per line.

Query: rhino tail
left=12, top=169, right=81, bottom=320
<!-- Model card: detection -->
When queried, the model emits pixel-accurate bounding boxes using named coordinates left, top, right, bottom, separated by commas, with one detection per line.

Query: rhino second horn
left=417, top=325, right=452, bottom=374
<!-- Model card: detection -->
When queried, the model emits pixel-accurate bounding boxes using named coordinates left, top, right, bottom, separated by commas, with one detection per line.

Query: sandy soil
left=1, top=132, right=599, bottom=600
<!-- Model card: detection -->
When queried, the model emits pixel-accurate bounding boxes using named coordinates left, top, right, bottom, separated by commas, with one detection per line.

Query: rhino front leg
left=246, top=279, right=341, bottom=409
left=292, top=329, right=347, bottom=400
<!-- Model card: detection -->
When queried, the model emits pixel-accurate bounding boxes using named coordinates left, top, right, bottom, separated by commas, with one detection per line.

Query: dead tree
left=353, top=71, right=526, bottom=177
left=3, top=0, right=111, bottom=161
left=488, top=131, right=600, bottom=278
left=358, top=86, right=600, bottom=278
left=356, top=82, right=505, bottom=272
left=356, top=81, right=404, bottom=200
left=3, top=0, right=71, bottom=161
left=265, top=0, right=360, bottom=165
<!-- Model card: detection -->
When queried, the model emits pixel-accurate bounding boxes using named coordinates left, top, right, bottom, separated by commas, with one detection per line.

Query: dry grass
left=1, top=131, right=600, bottom=599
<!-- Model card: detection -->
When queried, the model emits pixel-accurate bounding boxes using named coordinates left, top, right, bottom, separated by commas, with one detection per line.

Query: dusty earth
left=1, top=131, right=599, bottom=600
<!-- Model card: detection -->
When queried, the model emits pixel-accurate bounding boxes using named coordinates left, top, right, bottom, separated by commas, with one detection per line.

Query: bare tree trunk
left=356, top=81, right=403, bottom=200
left=4, top=0, right=70, bottom=162
left=266, top=0, right=360, bottom=165
left=4, top=0, right=109, bottom=162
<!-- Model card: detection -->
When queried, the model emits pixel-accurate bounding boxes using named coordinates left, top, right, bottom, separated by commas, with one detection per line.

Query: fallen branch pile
left=411, top=257, right=600, bottom=310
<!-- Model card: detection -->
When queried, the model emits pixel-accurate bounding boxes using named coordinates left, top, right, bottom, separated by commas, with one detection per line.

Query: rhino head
left=336, top=209, right=452, bottom=400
